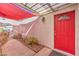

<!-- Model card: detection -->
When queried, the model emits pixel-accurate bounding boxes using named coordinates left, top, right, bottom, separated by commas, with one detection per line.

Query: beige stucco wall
left=28, top=13, right=54, bottom=49
left=12, top=4, right=79, bottom=55
left=28, top=4, right=79, bottom=55
left=13, top=22, right=33, bottom=34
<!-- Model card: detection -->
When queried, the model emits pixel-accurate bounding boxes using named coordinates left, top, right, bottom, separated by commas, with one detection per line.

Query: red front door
left=54, top=11, right=75, bottom=55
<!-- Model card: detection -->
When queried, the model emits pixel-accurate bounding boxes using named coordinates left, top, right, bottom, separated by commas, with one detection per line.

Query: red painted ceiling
left=0, top=3, right=35, bottom=20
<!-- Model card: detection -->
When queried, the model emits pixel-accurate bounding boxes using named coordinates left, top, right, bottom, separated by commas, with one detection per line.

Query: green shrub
left=27, top=36, right=39, bottom=45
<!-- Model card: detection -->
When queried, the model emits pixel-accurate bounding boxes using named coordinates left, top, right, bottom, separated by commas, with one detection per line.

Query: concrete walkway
left=2, top=39, right=35, bottom=56
left=1, top=39, right=64, bottom=56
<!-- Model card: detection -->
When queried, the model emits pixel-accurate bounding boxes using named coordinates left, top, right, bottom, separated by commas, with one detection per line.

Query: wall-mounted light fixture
left=41, top=17, right=45, bottom=23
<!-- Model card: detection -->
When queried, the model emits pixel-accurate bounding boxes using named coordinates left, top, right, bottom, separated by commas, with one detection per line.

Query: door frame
left=54, top=10, right=75, bottom=55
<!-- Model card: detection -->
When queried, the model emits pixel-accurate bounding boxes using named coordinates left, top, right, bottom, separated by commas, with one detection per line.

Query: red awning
left=0, top=3, right=35, bottom=20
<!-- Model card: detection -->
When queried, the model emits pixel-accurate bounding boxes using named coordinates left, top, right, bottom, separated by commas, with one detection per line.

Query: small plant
left=0, top=54, right=7, bottom=56
left=27, top=36, right=39, bottom=45
left=13, top=33, right=23, bottom=40
left=23, top=37, right=28, bottom=43
left=0, top=32, right=9, bottom=44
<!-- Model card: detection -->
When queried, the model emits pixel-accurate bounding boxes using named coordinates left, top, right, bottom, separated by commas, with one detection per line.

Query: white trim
left=24, top=23, right=35, bottom=36
left=0, top=16, right=39, bottom=25
left=53, top=49, right=74, bottom=56
left=75, top=6, right=78, bottom=56
left=22, top=23, right=35, bottom=38
left=0, top=0, right=79, bottom=3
